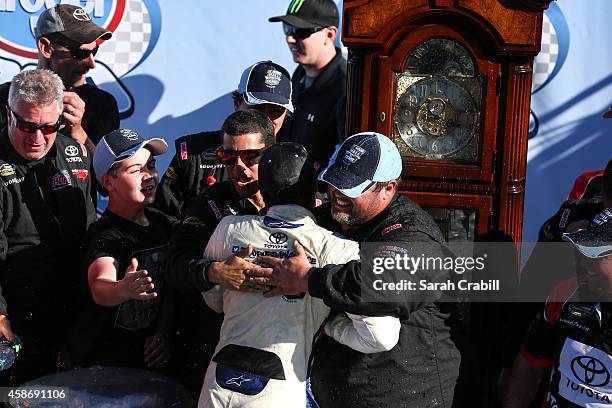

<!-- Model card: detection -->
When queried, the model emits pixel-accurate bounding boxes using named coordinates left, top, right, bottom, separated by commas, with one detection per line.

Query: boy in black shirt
left=62, top=129, right=173, bottom=369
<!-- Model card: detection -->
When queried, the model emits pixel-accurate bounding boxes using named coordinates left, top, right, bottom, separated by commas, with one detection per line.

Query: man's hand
left=249, top=241, right=312, bottom=297
left=143, top=334, right=170, bottom=368
left=119, top=258, right=157, bottom=302
left=206, top=245, right=272, bottom=293
left=0, top=315, right=14, bottom=342
left=62, top=91, right=88, bottom=145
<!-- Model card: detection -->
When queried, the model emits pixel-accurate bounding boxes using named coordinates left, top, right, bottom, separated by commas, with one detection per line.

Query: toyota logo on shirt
left=269, top=232, right=288, bottom=245
left=571, top=356, right=610, bottom=387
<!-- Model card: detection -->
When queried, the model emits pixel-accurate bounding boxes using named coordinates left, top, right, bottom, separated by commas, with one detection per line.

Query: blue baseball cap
left=237, top=61, right=294, bottom=113
left=318, top=132, right=403, bottom=198
left=94, top=129, right=168, bottom=183
left=563, top=208, right=612, bottom=258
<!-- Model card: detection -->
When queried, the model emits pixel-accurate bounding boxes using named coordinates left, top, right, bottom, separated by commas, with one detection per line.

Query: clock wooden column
left=342, top=0, right=553, bottom=243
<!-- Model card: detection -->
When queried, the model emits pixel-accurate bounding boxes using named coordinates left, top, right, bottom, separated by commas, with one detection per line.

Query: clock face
left=393, top=39, right=484, bottom=162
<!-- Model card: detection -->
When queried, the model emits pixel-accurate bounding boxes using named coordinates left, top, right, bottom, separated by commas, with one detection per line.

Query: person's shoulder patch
left=381, top=223, right=403, bottom=236
left=182, top=216, right=204, bottom=226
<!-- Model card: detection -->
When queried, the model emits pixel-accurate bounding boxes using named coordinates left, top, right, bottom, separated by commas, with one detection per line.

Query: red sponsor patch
left=381, top=223, right=403, bottom=236
left=180, top=142, right=188, bottom=161
left=71, top=169, right=89, bottom=180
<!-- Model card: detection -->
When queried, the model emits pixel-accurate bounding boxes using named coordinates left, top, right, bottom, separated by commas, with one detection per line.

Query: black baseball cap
left=35, top=4, right=112, bottom=49
left=319, top=132, right=402, bottom=198
left=237, top=61, right=294, bottom=113
left=269, top=0, right=339, bottom=29
left=258, top=143, right=315, bottom=200
left=563, top=209, right=612, bottom=258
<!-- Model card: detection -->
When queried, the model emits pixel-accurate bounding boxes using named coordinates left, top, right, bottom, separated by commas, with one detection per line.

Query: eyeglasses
left=54, top=44, right=99, bottom=60
left=68, top=44, right=99, bottom=60
left=217, top=147, right=267, bottom=166
left=9, top=108, right=62, bottom=135
left=283, top=23, right=324, bottom=40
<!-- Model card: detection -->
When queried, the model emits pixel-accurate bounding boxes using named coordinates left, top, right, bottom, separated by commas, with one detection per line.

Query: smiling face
left=102, top=147, right=159, bottom=208
left=7, top=100, right=60, bottom=161
left=329, top=181, right=397, bottom=229
left=223, top=132, right=266, bottom=198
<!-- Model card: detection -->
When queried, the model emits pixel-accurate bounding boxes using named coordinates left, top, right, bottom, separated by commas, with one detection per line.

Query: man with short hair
left=503, top=208, right=612, bottom=407
left=249, top=132, right=464, bottom=407
left=269, top=0, right=346, bottom=171
left=0, top=69, right=95, bottom=384
left=0, top=4, right=119, bottom=153
left=163, top=109, right=275, bottom=396
left=199, top=142, right=400, bottom=407
left=155, top=61, right=293, bottom=218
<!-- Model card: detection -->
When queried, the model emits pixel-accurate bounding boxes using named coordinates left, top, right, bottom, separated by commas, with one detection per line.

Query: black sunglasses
left=55, top=44, right=99, bottom=60
left=9, top=108, right=62, bottom=135
left=217, top=147, right=267, bottom=166
left=283, top=23, right=324, bottom=40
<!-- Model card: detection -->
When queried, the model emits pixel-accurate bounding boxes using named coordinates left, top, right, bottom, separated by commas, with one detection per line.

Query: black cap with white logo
left=269, top=0, right=339, bottom=29
left=35, top=4, right=112, bottom=49
left=237, top=61, right=294, bottom=113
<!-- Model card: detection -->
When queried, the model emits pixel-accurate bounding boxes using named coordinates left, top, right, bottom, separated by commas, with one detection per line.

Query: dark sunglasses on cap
left=55, top=44, right=99, bottom=60
left=217, top=147, right=267, bottom=166
left=9, top=108, right=63, bottom=135
left=283, top=23, right=324, bottom=40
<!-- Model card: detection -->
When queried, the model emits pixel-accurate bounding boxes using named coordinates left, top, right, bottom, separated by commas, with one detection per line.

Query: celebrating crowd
left=0, top=1, right=610, bottom=408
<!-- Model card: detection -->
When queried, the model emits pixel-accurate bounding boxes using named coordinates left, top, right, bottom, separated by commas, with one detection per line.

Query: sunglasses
left=56, top=44, right=99, bottom=60
left=283, top=23, right=324, bottom=40
left=9, top=108, right=62, bottom=135
left=217, top=148, right=267, bottom=166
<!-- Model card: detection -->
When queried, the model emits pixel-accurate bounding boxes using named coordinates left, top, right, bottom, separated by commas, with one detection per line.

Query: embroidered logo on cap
left=72, top=8, right=91, bottom=22
left=120, top=129, right=139, bottom=141
left=265, top=69, right=282, bottom=88
left=343, top=145, right=366, bottom=165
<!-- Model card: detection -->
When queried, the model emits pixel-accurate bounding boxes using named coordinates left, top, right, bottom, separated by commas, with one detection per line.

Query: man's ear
left=326, top=26, right=338, bottom=43
left=37, top=37, right=53, bottom=59
left=384, top=180, right=398, bottom=198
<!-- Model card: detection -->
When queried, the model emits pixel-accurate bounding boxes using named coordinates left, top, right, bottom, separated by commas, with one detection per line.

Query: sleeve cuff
left=519, top=344, right=553, bottom=367
left=190, top=259, right=217, bottom=292
left=308, top=267, right=325, bottom=299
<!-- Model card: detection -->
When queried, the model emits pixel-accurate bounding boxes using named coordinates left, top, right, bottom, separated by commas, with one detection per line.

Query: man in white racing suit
left=198, top=143, right=400, bottom=407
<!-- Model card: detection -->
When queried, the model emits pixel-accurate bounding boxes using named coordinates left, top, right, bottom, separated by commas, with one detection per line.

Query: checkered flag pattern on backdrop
left=532, top=14, right=559, bottom=92
left=96, top=0, right=152, bottom=76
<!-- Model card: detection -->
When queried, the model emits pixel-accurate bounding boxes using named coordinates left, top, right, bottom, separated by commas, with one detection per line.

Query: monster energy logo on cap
left=269, top=0, right=339, bottom=29
left=288, top=0, right=306, bottom=14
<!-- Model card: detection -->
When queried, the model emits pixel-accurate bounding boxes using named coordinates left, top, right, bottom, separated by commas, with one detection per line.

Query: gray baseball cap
left=35, top=4, right=112, bottom=49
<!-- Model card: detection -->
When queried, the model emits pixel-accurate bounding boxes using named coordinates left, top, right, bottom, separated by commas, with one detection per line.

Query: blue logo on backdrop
left=0, top=0, right=162, bottom=120
left=529, top=2, right=569, bottom=139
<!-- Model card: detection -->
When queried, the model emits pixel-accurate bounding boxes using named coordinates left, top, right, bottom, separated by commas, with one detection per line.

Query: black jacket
left=0, top=129, right=95, bottom=336
left=0, top=82, right=119, bottom=145
left=308, top=195, right=463, bottom=408
left=277, top=48, right=346, bottom=169
left=164, top=181, right=260, bottom=293
left=154, top=131, right=227, bottom=219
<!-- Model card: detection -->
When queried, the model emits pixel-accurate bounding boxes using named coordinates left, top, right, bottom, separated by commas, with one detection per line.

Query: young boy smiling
left=62, top=129, right=175, bottom=369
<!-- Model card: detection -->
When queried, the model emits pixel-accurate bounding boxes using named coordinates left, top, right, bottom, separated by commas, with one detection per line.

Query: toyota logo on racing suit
left=571, top=356, right=610, bottom=387
left=269, top=232, right=288, bottom=245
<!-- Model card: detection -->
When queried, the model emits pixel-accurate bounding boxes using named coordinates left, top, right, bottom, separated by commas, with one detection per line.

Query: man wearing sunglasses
left=154, top=61, right=293, bottom=219
left=0, top=4, right=119, bottom=156
left=163, top=109, right=275, bottom=397
left=0, top=69, right=95, bottom=385
left=269, top=0, right=346, bottom=173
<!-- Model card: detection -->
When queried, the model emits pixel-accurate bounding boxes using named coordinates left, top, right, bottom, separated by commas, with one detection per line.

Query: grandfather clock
left=342, top=0, right=553, bottom=243
left=342, top=1, right=554, bottom=403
